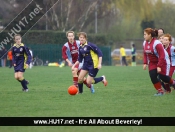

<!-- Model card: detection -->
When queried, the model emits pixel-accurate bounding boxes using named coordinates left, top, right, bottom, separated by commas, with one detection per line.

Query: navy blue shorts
left=14, top=61, right=26, bottom=73
left=14, top=65, right=25, bottom=72
left=14, top=69, right=25, bottom=73
left=82, top=65, right=99, bottom=77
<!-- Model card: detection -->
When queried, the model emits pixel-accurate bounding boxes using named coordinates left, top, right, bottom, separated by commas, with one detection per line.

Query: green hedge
left=0, top=30, right=108, bottom=45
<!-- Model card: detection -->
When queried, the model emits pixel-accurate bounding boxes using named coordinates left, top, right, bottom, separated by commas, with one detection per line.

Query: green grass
left=0, top=66, right=175, bottom=132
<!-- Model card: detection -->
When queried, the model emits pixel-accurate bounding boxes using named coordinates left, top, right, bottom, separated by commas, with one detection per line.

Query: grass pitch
left=0, top=66, right=175, bottom=132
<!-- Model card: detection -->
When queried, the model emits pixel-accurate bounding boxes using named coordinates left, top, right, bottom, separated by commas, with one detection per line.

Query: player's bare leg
left=15, top=72, right=29, bottom=92
left=83, top=77, right=95, bottom=93
left=87, top=75, right=108, bottom=86
left=72, top=67, right=79, bottom=88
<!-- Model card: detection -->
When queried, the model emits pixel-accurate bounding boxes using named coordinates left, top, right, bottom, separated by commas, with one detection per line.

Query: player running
left=143, top=28, right=175, bottom=96
left=72, top=32, right=108, bottom=94
left=62, top=31, right=95, bottom=93
left=12, top=34, right=31, bottom=92
left=162, top=33, right=175, bottom=91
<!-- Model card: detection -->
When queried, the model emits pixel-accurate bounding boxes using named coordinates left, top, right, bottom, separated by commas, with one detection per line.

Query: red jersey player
left=62, top=31, right=95, bottom=93
left=163, top=33, right=175, bottom=91
left=143, top=28, right=175, bottom=96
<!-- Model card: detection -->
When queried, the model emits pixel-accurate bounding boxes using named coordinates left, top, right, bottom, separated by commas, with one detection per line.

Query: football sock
left=93, top=77, right=103, bottom=84
left=165, top=83, right=171, bottom=92
left=153, top=82, right=164, bottom=93
left=78, top=82, right=83, bottom=93
left=169, top=78, right=175, bottom=85
left=160, top=81, right=166, bottom=90
left=73, top=77, right=78, bottom=88
left=19, top=78, right=28, bottom=89
left=24, top=79, right=28, bottom=84
left=18, top=79, right=28, bottom=84
left=83, top=79, right=91, bottom=88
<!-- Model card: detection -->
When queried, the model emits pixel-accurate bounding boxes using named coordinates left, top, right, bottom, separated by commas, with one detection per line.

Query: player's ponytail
left=151, top=29, right=158, bottom=38
left=144, top=28, right=158, bottom=38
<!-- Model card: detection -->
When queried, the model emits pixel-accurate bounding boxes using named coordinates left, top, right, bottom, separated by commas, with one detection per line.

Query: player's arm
left=72, top=48, right=83, bottom=70
left=62, top=46, right=72, bottom=67
left=89, top=43, right=103, bottom=69
left=12, top=47, right=16, bottom=66
left=24, top=46, right=31, bottom=65
left=143, top=43, right=147, bottom=70
left=72, top=61, right=79, bottom=71
left=156, top=44, right=166, bottom=73
left=97, top=57, right=102, bottom=69
left=171, top=46, right=175, bottom=66
left=66, top=59, right=72, bottom=67
left=89, top=43, right=103, bottom=58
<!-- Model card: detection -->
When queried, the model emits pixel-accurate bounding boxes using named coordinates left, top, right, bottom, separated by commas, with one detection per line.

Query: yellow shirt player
left=120, top=46, right=128, bottom=66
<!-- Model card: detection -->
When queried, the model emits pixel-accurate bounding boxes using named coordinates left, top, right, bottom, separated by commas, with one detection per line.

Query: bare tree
left=44, top=0, right=118, bottom=32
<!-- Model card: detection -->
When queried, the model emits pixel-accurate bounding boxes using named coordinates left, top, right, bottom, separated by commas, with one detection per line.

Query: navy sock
left=94, top=77, right=103, bottom=84
left=24, top=79, right=29, bottom=85
left=18, top=79, right=27, bottom=84
left=20, top=79, right=28, bottom=89
left=78, top=83, right=83, bottom=93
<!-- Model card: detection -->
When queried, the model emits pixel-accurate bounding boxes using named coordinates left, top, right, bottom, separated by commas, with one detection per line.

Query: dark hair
left=144, top=28, right=158, bottom=38
left=132, top=44, right=135, bottom=47
left=158, top=28, right=164, bottom=33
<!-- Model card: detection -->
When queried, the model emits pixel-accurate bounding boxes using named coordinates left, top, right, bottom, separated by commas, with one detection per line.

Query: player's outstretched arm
left=72, top=61, right=79, bottom=70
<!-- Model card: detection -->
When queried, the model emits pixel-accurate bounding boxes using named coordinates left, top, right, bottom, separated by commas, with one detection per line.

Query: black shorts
left=14, top=69, right=25, bottom=73
left=82, top=64, right=99, bottom=77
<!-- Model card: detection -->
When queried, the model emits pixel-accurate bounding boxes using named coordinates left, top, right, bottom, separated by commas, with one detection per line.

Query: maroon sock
left=83, top=79, right=91, bottom=88
left=165, top=84, right=171, bottom=92
left=73, top=77, right=78, bottom=88
left=153, top=82, right=164, bottom=93
left=169, top=78, right=175, bottom=85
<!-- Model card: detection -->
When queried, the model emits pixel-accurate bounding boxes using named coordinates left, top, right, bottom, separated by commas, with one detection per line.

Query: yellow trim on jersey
left=24, top=53, right=27, bottom=69
left=13, top=43, right=24, bottom=48
left=80, top=42, right=87, bottom=47
left=90, top=50, right=98, bottom=68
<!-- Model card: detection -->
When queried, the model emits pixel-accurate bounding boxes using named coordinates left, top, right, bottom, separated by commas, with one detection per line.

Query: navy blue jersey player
left=12, top=34, right=31, bottom=92
left=72, top=32, right=108, bottom=94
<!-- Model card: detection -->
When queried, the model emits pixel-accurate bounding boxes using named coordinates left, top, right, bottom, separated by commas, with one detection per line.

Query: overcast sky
left=162, top=0, right=175, bottom=3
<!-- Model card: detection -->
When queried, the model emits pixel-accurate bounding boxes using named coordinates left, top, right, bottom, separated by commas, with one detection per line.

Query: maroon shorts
left=149, top=62, right=170, bottom=76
